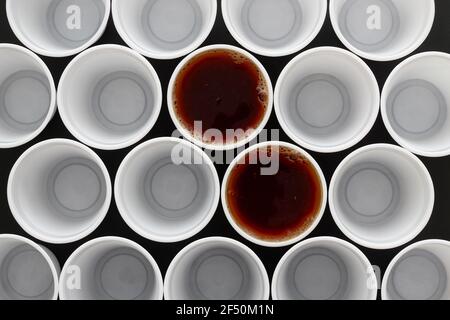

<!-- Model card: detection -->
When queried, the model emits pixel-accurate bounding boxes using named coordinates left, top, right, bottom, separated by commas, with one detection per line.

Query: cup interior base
left=145, top=161, right=199, bottom=213
left=240, top=0, right=303, bottom=48
left=341, top=163, right=400, bottom=224
left=94, top=247, right=155, bottom=300
left=143, top=157, right=206, bottom=220
left=141, top=0, right=203, bottom=51
left=338, top=0, right=400, bottom=52
left=287, top=247, right=348, bottom=300
left=388, top=249, right=447, bottom=300
left=386, top=79, right=447, bottom=140
left=0, top=70, right=50, bottom=134
left=47, top=157, right=107, bottom=218
left=0, top=244, right=54, bottom=300
left=92, top=71, right=155, bottom=133
left=190, top=248, right=249, bottom=300
left=290, top=73, right=351, bottom=133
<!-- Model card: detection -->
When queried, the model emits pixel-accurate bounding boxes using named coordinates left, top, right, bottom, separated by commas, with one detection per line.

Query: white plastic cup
left=0, top=44, right=56, bottom=148
left=59, top=237, right=163, bottom=300
left=382, top=240, right=450, bottom=300
left=275, top=47, right=379, bottom=153
left=115, top=138, right=220, bottom=243
left=329, top=144, right=434, bottom=250
left=6, top=0, right=110, bottom=57
left=58, top=45, right=162, bottom=150
left=329, top=0, right=435, bottom=61
left=168, top=44, right=273, bottom=151
left=164, top=237, right=270, bottom=300
left=381, top=52, right=450, bottom=157
left=272, top=237, right=377, bottom=300
left=112, top=0, right=217, bottom=60
left=222, top=0, right=327, bottom=57
left=222, top=141, right=327, bottom=247
left=0, top=234, right=60, bottom=300
left=8, top=139, right=112, bottom=244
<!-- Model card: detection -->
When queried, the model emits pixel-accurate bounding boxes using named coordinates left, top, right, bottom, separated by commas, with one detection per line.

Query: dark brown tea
left=173, top=49, right=268, bottom=145
left=226, top=145, right=324, bottom=242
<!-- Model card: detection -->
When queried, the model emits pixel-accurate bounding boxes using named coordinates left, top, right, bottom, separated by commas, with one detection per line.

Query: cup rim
left=329, top=143, right=435, bottom=250
left=7, top=138, right=112, bottom=244
left=111, top=0, right=218, bottom=60
left=163, top=236, right=270, bottom=300
left=0, top=44, right=57, bottom=149
left=329, top=0, right=436, bottom=62
left=0, top=234, right=60, bottom=300
left=381, top=51, right=450, bottom=157
left=115, top=137, right=220, bottom=243
left=59, top=236, right=164, bottom=300
left=6, top=0, right=111, bottom=58
left=57, top=44, right=163, bottom=151
left=167, top=44, right=274, bottom=151
left=381, top=239, right=450, bottom=300
left=221, top=141, right=328, bottom=248
left=274, top=46, right=380, bottom=153
left=221, top=0, right=328, bottom=57
left=271, top=236, right=378, bottom=300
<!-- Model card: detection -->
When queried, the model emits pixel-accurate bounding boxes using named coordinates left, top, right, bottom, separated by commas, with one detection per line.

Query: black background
left=0, top=0, right=449, bottom=301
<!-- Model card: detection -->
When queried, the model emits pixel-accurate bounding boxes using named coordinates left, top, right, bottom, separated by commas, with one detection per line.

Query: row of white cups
left=4, top=42, right=450, bottom=156
left=1, top=234, right=449, bottom=300
left=5, top=0, right=435, bottom=61
left=4, top=136, right=433, bottom=246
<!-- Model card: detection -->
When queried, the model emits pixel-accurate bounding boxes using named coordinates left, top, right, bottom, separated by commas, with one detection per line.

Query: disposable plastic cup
left=115, top=138, right=220, bottom=243
left=58, top=44, right=162, bottom=150
left=167, top=44, right=273, bottom=151
left=381, top=52, right=450, bottom=157
left=164, top=237, right=270, bottom=300
left=329, top=144, right=434, bottom=249
left=7, top=139, right=112, bottom=244
left=329, top=0, right=435, bottom=61
left=222, top=141, right=327, bottom=247
left=275, top=47, right=379, bottom=153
